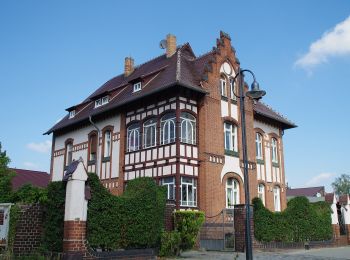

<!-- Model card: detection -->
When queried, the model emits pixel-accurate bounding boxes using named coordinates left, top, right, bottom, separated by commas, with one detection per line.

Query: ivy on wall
left=253, top=196, right=332, bottom=242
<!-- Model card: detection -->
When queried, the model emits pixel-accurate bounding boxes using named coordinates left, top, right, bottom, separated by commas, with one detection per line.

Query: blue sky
left=1, top=1, right=349, bottom=191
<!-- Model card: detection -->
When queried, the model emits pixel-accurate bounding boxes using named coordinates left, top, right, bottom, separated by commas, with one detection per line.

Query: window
left=101, top=96, right=109, bottom=105
left=180, top=177, right=197, bottom=207
left=180, top=112, right=196, bottom=144
left=133, top=82, right=142, bottom=92
left=226, top=178, right=239, bottom=208
left=161, top=113, right=176, bottom=145
left=65, top=142, right=73, bottom=167
left=230, top=78, right=236, bottom=101
left=161, top=177, right=175, bottom=200
left=224, top=123, right=238, bottom=154
left=256, top=133, right=263, bottom=159
left=258, top=184, right=265, bottom=205
left=220, top=76, right=227, bottom=97
left=69, top=110, right=75, bottom=119
left=95, top=96, right=109, bottom=108
left=271, top=138, right=278, bottom=163
left=127, top=123, right=140, bottom=152
left=103, top=130, right=112, bottom=158
left=88, top=133, right=97, bottom=161
left=143, top=118, right=157, bottom=148
left=274, top=186, right=281, bottom=212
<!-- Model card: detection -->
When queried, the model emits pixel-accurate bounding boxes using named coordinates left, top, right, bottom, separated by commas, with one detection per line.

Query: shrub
left=7, top=204, right=21, bottom=253
left=159, top=231, right=181, bottom=257
left=174, top=211, right=205, bottom=251
left=11, top=184, right=47, bottom=204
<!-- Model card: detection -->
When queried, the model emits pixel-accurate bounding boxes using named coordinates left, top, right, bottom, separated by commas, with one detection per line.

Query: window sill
left=256, top=159, right=265, bottom=165
left=102, top=156, right=111, bottom=163
left=225, top=150, right=239, bottom=157
left=272, top=162, right=279, bottom=167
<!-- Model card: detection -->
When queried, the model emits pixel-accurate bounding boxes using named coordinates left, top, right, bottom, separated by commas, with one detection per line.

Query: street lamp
left=233, top=68, right=265, bottom=260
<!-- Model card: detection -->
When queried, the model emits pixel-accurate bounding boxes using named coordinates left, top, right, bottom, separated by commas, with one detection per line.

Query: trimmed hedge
left=87, top=173, right=167, bottom=250
left=253, top=196, right=332, bottom=242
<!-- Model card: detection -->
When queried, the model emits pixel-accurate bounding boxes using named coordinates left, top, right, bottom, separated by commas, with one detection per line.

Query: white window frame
left=104, top=131, right=112, bottom=158
left=143, top=119, right=157, bottom=148
left=180, top=177, right=197, bottom=207
left=230, top=78, right=236, bottom=100
left=161, top=113, right=176, bottom=145
left=274, top=186, right=281, bottom=212
left=258, top=184, right=265, bottom=205
left=65, top=143, right=73, bottom=166
left=180, top=112, right=196, bottom=145
left=133, top=82, right=142, bottom=92
left=127, top=124, right=140, bottom=152
left=271, top=138, right=278, bottom=163
left=161, top=177, right=175, bottom=200
left=69, top=110, right=76, bottom=119
left=101, top=96, right=109, bottom=105
left=226, top=178, right=239, bottom=208
left=224, top=123, right=238, bottom=152
left=256, top=133, right=263, bottom=159
left=220, top=76, right=227, bottom=97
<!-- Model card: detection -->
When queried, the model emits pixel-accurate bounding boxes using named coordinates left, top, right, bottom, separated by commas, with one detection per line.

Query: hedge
left=87, top=173, right=167, bottom=250
left=253, top=196, right=332, bottom=242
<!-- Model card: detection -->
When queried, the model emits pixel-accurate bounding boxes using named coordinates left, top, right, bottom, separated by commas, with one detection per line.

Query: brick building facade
left=46, top=32, right=295, bottom=219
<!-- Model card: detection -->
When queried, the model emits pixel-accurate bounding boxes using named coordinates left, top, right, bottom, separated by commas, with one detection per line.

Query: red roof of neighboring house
left=286, top=186, right=325, bottom=197
left=10, top=168, right=50, bottom=190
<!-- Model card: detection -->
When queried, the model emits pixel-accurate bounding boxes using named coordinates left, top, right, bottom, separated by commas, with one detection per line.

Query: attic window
left=95, top=96, right=109, bottom=108
left=69, top=110, right=76, bottom=119
left=133, top=82, right=142, bottom=92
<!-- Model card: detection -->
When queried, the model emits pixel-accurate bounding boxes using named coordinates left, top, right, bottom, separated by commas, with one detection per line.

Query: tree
left=332, top=174, right=350, bottom=195
left=0, top=142, right=15, bottom=202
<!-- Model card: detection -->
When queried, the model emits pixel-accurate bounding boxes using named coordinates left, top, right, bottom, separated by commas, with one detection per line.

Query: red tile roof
left=10, top=168, right=50, bottom=190
left=45, top=33, right=296, bottom=135
left=286, top=186, right=325, bottom=197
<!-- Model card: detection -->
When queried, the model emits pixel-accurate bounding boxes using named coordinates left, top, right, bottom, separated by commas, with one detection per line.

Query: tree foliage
left=0, top=142, right=15, bottom=202
left=332, top=174, right=350, bottom=195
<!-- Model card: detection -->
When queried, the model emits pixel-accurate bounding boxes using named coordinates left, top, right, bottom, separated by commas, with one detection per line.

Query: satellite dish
left=159, top=39, right=167, bottom=49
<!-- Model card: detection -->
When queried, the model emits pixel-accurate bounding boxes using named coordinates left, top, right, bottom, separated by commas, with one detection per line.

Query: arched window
left=161, top=113, right=176, bottom=145
left=230, top=78, right=236, bottom=100
left=273, top=186, right=281, bottom=212
left=88, top=133, right=97, bottom=162
left=226, top=178, right=239, bottom=208
left=224, top=123, right=238, bottom=154
left=143, top=118, right=157, bottom=148
left=180, top=112, right=196, bottom=144
left=65, top=142, right=73, bottom=167
left=103, top=130, right=112, bottom=158
left=258, top=184, right=265, bottom=205
left=220, top=76, right=227, bottom=97
left=256, top=133, right=263, bottom=159
left=127, top=123, right=140, bottom=152
left=271, top=138, right=278, bottom=163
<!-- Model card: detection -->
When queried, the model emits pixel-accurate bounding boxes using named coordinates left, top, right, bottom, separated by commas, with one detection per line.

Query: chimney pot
left=124, top=57, right=134, bottom=77
left=166, top=34, right=176, bottom=58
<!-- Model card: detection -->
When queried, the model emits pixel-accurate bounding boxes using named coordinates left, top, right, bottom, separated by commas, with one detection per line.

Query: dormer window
left=133, top=82, right=142, bottom=92
left=95, top=96, right=109, bottom=108
left=69, top=110, right=76, bottom=119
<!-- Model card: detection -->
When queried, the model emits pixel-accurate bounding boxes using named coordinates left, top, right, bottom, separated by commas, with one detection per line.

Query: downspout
left=89, top=115, right=101, bottom=176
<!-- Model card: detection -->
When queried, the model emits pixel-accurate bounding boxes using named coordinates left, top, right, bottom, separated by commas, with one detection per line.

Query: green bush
left=41, top=181, right=66, bottom=252
left=174, top=211, right=205, bottom=251
left=87, top=173, right=167, bottom=250
left=252, top=196, right=333, bottom=243
left=159, top=231, right=181, bottom=257
left=11, top=184, right=48, bottom=204
left=7, top=204, right=21, bottom=253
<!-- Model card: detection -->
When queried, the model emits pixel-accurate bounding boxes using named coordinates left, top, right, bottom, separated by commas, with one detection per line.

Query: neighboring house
left=45, top=31, right=296, bottom=215
left=10, top=168, right=50, bottom=190
left=286, top=186, right=325, bottom=203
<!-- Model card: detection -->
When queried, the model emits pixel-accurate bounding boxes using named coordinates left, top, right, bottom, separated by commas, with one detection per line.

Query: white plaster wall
left=254, top=120, right=280, bottom=136
left=230, top=104, right=238, bottom=121
left=221, top=100, right=229, bottom=117
left=220, top=156, right=244, bottom=182
left=52, top=114, right=121, bottom=181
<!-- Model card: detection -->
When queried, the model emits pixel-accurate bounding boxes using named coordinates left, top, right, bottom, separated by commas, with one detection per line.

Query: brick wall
left=13, top=204, right=44, bottom=256
left=0, top=210, right=4, bottom=225
left=63, top=220, right=87, bottom=253
left=164, top=200, right=175, bottom=231
left=234, top=204, right=254, bottom=252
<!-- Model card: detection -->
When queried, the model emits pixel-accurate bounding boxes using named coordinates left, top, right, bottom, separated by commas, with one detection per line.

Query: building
left=286, top=186, right=325, bottom=203
left=45, top=32, right=296, bottom=216
left=10, top=168, right=50, bottom=190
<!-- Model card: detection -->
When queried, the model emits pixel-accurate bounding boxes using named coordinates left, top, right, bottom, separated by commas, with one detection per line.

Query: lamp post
left=233, top=68, right=265, bottom=260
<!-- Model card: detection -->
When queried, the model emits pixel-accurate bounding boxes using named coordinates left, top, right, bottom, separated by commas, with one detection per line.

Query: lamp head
left=246, top=80, right=266, bottom=100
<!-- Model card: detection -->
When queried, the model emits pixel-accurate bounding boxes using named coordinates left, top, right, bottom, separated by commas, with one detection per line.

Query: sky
left=0, top=1, right=349, bottom=192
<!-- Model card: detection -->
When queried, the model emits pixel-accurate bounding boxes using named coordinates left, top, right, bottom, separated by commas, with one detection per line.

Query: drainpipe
left=89, top=115, right=101, bottom=176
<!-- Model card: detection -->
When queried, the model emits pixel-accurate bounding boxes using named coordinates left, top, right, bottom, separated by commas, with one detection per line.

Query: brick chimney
left=166, top=34, right=176, bottom=58
left=124, top=57, right=134, bottom=77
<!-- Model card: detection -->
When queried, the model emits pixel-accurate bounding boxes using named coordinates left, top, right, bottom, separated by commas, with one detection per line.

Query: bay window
left=180, top=112, right=196, bottom=144
left=161, top=113, right=176, bottom=145
left=161, top=177, right=175, bottom=200
left=180, top=177, right=197, bottom=207
left=127, top=123, right=140, bottom=152
left=143, top=118, right=157, bottom=148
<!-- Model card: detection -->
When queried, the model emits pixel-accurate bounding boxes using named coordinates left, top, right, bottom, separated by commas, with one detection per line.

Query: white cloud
left=295, top=16, right=350, bottom=69
left=26, top=140, right=52, bottom=154
left=23, top=162, right=40, bottom=170
left=305, top=172, right=335, bottom=187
